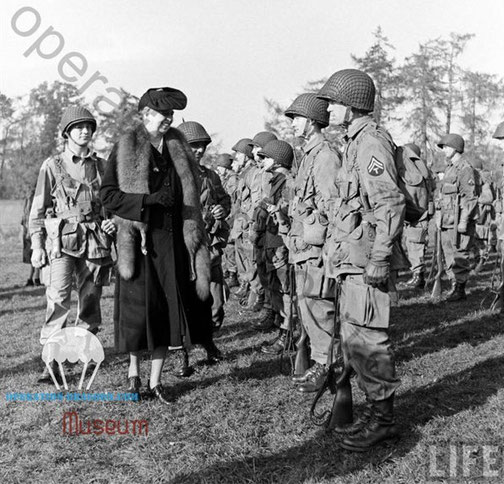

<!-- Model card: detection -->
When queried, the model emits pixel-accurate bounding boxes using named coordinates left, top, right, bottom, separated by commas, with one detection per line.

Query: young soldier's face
left=252, top=145, right=262, bottom=162
left=190, top=142, right=208, bottom=163
left=442, top=145, right=457, bottom=160
left=233, top=152, right=246, bottom=171
left=291, top=116, right=308, bottom=137
left=262, top=156, right=275, bottom=172
left=327, top=103, right=348, bottom=126
left=67, top=122, right=94, bottom=147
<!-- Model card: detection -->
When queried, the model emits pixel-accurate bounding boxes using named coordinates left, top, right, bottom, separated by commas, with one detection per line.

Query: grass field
left=1, top=229, right=504, bottom=483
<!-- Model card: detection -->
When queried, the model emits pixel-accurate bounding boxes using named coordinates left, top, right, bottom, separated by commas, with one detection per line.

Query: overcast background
left=1, top=0, right=504, bottom=150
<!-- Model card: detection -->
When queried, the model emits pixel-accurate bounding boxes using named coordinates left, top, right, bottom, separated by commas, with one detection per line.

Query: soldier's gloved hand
left=457, top=221, right=468, bottom=234
left=211, top=204, right=226, bottom=220
left=145, top=187, right=174, bottom=208
left=101, top=219, right=117, bottom=236
left=31, top=248, right=47, bottom=269
left=363, top=261, right=389, bottom=288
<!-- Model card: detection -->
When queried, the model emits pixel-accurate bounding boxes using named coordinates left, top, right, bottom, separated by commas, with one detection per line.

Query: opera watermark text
left=62, top=411, right=149, bottom=436
left=427, top=442, right=504, bottom=480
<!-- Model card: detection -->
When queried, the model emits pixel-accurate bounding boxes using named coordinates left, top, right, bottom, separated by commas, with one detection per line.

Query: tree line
left=1, top=28, right=503, bottom=199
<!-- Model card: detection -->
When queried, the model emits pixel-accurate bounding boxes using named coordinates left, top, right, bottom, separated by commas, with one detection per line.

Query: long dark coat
left=100, top=124, right=213, bottom=352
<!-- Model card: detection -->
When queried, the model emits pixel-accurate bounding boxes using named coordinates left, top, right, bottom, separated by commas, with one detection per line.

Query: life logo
left=42, top=327, right=104, bottom=391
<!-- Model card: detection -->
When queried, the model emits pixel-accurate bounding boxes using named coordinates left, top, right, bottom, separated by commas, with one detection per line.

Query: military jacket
left=198, top=165, right=231, bottom=251
left=436, top=156, right=478, bottom=229
left=29, top=147, right=111, bottom=259
left=287, top=133, right=341, bottom=264
left=324, top=116, right=405, bottom=277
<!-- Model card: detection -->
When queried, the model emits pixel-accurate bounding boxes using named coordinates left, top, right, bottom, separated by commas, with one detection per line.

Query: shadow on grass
left=0, top=286, right=46, bottom=301
left=0, top=302, right=47, bottom=317
left=394, top=312, right=504, bottom=362
left=170, top=355, right=504, bottom=484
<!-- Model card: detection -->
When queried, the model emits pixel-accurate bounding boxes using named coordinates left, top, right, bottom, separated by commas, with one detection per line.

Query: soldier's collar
left=346, top=116, right=373, bottom=140
left=303, top=133, right=324, bottom=153
left=64, top=145, right=95, bottom=163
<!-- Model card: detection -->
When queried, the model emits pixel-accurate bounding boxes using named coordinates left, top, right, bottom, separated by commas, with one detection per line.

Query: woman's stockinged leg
left=149, top=346, right=168, bottom=388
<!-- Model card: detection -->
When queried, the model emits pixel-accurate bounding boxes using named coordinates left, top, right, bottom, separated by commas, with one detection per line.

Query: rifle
left=292, top=268, right=310, bottom=376
left=490, top=249, right=504, bottom=312
left=453, top=193, right=461, bottom=250
left=431, top=226, right=443, bottom=299
left=310, top=279, right=353, bottom=430
left=280, top=264, right=300, bottom=374
left=425, top=226, right=438, bottom=290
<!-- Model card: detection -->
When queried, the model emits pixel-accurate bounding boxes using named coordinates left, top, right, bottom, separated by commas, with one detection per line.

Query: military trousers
left=210, top=254, right=225, bottom=327
left=267, top=258, right=292, bottom=331
left=223, top=240, right=237, bottom=274
left=295, top=260, right=335, bottom=365
left=440, top=225, right=475, bottom=283
left=40, top=253, right=108, bottom=345
left=404, top=220, right=429, bottom=274
left=340, top=274, right=400, bottom=401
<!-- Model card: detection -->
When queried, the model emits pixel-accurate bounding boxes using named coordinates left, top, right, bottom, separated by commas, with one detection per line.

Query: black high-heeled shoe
left=126, top=376, right=142, bottom=395
left=149, top=383, right=171, bottom=405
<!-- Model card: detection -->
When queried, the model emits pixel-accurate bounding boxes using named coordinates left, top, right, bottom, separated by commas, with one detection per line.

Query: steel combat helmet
left=437, top=133, right=465, bottom=154
left=258, top=140, right=294, bottom=169
left=285, top=93, right=330, bottom=128
left=317, top=69, right=375, bottom=112
left=60, top=106, right=96, bottom=137
left=232, top=138, right=254, bottom=159
left=215, top=153, right=233, bottom=169
left=248, top=131, right=278, bottom=149
left=403, top=143, right=421, bottom=158
left=177, top=121, right=211, bottom=145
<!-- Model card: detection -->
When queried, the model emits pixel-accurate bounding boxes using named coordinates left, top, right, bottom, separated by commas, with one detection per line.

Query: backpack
left=394, top=145, right=432, bottom=223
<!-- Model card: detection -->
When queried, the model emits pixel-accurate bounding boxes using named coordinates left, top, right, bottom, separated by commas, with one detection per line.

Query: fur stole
left=114, top=124, right=210, bottom=301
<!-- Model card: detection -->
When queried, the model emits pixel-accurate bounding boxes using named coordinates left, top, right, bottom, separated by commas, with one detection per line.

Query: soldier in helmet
left=178, top=121, right=232, bottom=332
left=493, top=123, right=504, bottom=243
left=318, top=69, right=405, bottom=451
left=246, top=132, right=276, bottom=319
left=215, top=153, right=241, bottom=288
left=30, top=105, right=117, bottom=383
left=247, top=140, right=296, bottom=353
left=230, top=138, right=261, bottom=302
left=401, top=143, right=435, bottom=289
left=281, top=93, right=341, bottom=392
left=469, top=158, right=497, bottom=274
left=435, top=133, right=478, bottom=301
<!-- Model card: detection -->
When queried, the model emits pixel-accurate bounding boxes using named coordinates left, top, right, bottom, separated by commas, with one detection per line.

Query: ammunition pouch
left=340, top=275, right=390, bottom=329
left=302, top=210, right=329, bottom=246
left=301, top=260, right=334, bottom=299
left=348, top=219, right=376, bottom=269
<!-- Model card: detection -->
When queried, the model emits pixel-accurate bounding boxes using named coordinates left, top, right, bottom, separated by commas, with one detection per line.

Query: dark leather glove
left=363, top=261, right=389, bottom=288
left=144, top=183, right=174, bottom=208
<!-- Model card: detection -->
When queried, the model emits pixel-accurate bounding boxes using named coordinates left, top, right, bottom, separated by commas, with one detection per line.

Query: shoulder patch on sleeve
left=367, top=156, right=384, bottom=176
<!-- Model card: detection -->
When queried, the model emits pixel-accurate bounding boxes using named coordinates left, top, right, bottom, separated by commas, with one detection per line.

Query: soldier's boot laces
left=228, top=272, right=240, bottom=289
left=296, top=362, right=328, bottom=393
left=335, top=399, right=373, bottom=435
left=261, top=329, right=294, bottom=354
left=447, top=281, right=466, bottom=302
left=235, top=282, right=249, bottom=299
left=404, top=272, right=425, bottom=289
left=340, top=396, right=399, bottom=452
left=252, top=308, right=276, bottom=331
left=250, top=291, right=265, bottom=312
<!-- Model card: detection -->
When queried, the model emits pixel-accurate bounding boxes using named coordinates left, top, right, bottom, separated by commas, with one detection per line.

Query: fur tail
left=115, top=217, right=147, bottom=280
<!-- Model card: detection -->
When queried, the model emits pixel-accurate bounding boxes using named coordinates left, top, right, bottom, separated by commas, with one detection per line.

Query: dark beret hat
left=138, top=87, right=187, bottom=114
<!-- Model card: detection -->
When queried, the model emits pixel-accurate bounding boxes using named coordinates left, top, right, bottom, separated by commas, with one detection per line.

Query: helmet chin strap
left=342, top=106, right=353, bottom=127
left=298, top=118, right=314, bottom=140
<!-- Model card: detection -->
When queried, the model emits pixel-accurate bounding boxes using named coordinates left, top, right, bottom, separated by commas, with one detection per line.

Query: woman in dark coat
left=100, top=87, right=221, bottom=404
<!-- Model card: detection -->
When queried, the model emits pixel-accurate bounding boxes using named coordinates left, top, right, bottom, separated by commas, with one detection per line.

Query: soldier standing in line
left=469, top=158, right=497, bottom=274
left=230, top=138, right=257, bottom=302
left=318, top=69, right=405, bottom=451
left=492, top=123, right=504, bottom=243
left=246, top=132, right=277, bottom=316
left=248, top=140, right=295, bottom=354
left=435, top=134, right=478, bottom=301
left=215, top=153, right=241, bottom=288
left=30, top=106, right=116, bottom=383
left=177, top=121, right=231, bottom=330
left=281, top=93, right=341, bottom=392
left=401, top=143, right=435, bottom=289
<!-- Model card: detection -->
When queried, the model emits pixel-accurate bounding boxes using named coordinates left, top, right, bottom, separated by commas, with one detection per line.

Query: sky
left=1, top=0, right=504, bottom=151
